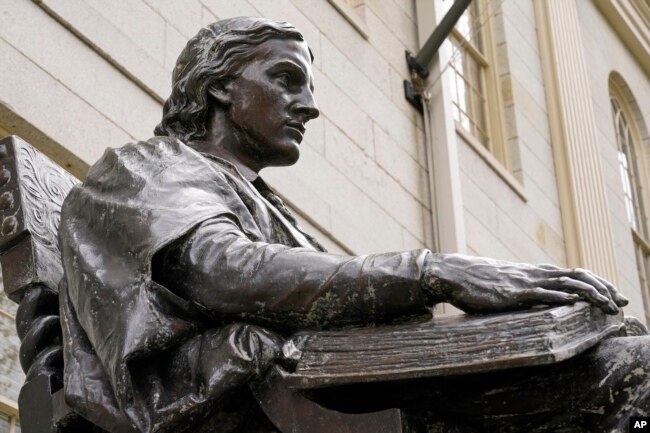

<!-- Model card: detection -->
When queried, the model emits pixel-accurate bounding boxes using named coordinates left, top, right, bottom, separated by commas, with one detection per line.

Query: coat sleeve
left=152, top=215, right=431, bottom=331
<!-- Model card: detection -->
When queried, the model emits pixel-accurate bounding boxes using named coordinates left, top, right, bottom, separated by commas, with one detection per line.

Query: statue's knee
left=625, top=335, right=650, bottom=366
left=595, top=336, right=650, bottom=371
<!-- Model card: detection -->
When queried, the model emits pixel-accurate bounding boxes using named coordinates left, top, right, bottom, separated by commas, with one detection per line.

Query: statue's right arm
left=151, top=216, right=626, bottom=333
left=152, top=216, right=432, bottom=332
left=421, top=253, right=627, bottom=315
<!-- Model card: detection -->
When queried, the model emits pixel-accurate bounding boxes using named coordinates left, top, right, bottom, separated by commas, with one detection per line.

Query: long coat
left=59, top=137, right=430, bottom=433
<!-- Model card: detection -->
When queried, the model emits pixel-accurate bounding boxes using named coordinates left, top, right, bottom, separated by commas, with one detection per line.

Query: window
left=612, top=97, right=647, bottom=235
left=0, top=399, right=19, bottom=433
left=448, top=0, right=507, bottom=165
left=610, top=79, right=650, bottom=323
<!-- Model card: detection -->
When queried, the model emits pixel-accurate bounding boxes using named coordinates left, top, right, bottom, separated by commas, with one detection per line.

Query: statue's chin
left=267, top=142, right=301, bottom=167
left=270, top=151, right=300, bottom=168
left=286, top=146, right=301, bottom=165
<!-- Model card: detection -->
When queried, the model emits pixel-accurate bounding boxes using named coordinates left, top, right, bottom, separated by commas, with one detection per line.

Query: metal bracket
left=403, top=0, right=473, bottom=112
left=403, top=79, right=423, bottom=114
left=404, top=51, right=427, bottom=114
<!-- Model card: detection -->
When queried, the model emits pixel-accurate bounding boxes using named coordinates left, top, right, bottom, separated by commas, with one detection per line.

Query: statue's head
left=154, top=17, right=319, bottom=167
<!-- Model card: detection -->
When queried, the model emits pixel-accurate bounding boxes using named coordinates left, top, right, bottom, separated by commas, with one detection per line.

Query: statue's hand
left=422, top=253, right=628, bottom=315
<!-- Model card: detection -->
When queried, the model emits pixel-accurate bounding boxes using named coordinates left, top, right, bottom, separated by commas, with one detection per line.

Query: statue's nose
left=294, top=89, right=320, bottom=121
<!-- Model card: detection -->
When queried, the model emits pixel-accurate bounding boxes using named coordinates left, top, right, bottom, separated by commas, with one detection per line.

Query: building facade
left=0, top=0, right=648, bottom=428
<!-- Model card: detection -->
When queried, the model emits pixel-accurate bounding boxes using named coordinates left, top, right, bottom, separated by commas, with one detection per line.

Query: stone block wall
left=0, top=0, right=429, bottom=256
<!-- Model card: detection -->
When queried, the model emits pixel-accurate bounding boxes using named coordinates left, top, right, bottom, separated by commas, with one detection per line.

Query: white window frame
left=610, top=81, right=650, bottom=324
left=448, top=0, right=509, bottom=168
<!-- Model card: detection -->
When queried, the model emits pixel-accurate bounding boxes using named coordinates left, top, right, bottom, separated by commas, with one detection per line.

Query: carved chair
left=0, top=135, right=647, bottom=433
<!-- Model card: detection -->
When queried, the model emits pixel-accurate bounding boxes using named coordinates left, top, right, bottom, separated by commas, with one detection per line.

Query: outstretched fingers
left=591, top=273, right=629, bottom=307
left=536, top=265, right=627, bottom=311
left=543, top=276, right=619, bottom=314
left=568, top=269, right=618, bottom=310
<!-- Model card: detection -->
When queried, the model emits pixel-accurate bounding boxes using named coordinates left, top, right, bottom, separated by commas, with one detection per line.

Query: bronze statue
left=56, top=17, right=649, bottom=433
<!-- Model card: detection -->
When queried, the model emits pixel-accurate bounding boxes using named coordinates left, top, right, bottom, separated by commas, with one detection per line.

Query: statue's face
left=223, top=38, right=319, bottom=168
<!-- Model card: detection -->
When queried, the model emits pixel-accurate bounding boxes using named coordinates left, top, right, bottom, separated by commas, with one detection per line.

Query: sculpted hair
left=154, top=17, right=307, bottom=143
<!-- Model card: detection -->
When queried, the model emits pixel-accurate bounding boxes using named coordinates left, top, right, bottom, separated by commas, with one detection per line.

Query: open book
left=285, top=302, right=623, bottom=389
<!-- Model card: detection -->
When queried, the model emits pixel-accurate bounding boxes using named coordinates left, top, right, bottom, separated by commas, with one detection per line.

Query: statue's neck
left=191, top=109, right=262, bottom=180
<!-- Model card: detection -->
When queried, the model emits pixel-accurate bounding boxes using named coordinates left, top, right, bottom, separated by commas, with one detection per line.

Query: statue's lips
left=285, top=122, right=305, bottom=140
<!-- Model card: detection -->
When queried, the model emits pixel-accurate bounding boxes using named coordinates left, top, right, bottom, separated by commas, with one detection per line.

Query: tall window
left=612, top=97, right=647, bottom=235
left=448, top=0, right=507, bottom=165
left=610, top=81, right=650, bottom=323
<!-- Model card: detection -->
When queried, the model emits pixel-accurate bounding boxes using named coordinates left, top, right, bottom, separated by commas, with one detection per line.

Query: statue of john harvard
left=58, top=17, right=649, bottom=433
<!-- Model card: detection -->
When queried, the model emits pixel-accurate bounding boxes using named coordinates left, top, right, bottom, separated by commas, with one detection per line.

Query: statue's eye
left=275, top=68, right=306, bottom=89
left=277, top=72, right=292, bottom=87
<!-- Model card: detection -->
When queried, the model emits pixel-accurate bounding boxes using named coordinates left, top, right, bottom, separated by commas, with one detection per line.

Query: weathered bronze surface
left=1, top=16, right=649, bottom=433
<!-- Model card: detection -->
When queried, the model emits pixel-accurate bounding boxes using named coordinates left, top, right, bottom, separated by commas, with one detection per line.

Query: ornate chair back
left=0, top=136, right=96, bottom=432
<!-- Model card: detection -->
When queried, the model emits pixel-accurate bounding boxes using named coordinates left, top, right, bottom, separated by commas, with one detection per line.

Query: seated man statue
left=58, top=17, right=649, bottom=433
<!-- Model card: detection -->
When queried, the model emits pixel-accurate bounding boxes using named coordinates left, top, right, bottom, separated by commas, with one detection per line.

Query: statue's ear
left=208, top=81, right=231, bottom=106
